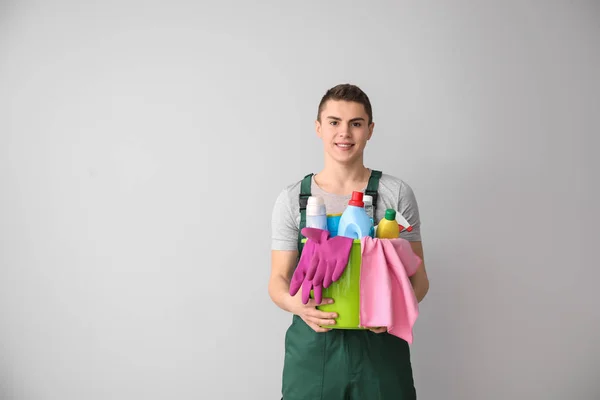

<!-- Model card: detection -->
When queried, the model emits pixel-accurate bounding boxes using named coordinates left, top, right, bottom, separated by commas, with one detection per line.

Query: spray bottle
left=376, top=209, right=401, bottom=238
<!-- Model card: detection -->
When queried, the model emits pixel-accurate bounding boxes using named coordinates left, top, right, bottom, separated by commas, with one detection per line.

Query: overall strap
left=298, top=173, right=313, bottom=254
left=366, top=169, right=382, bottom=217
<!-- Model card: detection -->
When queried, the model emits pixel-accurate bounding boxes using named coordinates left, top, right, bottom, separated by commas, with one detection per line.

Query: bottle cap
left=307, top=196, right=326, bottom=216
left=363, top=195, right=373, bottom=206
left=307, top=196, right=324, bottom=206
left=348, top=191, right=364, bottom=207
left=385, top=209, right=396, bottom=220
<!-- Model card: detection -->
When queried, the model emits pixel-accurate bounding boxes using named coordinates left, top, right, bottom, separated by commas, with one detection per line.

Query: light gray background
left=1, top=1, right=598, bottom=399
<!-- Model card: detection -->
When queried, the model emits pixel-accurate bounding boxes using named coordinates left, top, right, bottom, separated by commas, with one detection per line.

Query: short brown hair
left=317, top=83, right=373, bottom=125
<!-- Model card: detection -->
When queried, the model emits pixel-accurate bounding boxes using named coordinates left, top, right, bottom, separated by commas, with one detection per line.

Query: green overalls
left=281, top=171, right=417, bottom=400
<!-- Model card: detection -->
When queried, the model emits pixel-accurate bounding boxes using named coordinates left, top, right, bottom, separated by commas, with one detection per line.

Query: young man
left=269, top=84, right=429, bottom=400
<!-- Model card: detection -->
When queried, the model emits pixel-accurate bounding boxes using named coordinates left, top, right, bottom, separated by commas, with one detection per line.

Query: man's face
left=316, top=100, right=374, bottom=164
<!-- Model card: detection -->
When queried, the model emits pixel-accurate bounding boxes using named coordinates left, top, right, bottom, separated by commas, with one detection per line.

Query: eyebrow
left=326, top=116, right=366, bottom=122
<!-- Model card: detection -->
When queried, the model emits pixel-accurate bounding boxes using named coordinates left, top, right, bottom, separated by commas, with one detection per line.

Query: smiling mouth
left=335, top=143, right=354, bottom=149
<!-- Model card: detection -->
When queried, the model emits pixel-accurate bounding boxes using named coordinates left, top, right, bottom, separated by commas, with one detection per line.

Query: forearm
left=268, top=275, right=297, bottom=314
left=407, top=242, right=429, bottom=303
left=413, top=282, right=429, bottom=303
left=410, top=267, right=429, bottom=303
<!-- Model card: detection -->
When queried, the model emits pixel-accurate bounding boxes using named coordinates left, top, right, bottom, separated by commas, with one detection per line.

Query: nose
left=337, top=127, right=351, bottom=138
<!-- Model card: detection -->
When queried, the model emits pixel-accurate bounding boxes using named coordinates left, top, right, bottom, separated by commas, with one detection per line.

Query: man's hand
left=367, top=327, right=387, bottom=334
left=269, top=249, right=337, bottom=333
left=291, top=297, right=338, bottom=333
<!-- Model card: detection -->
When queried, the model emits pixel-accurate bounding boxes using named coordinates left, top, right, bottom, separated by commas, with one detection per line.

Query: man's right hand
left=292, top=297, right=338, bottom=333
left=269, top=250, right=338, bottom=333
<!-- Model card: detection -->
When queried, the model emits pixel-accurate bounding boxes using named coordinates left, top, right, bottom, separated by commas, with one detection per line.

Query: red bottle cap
left=348, top=191, right=364, bottom=207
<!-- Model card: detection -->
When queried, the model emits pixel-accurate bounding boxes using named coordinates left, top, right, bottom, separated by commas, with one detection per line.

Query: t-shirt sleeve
left=398, top=181, right=422, bottom=242
left=271, top=187, right=299, bottom=251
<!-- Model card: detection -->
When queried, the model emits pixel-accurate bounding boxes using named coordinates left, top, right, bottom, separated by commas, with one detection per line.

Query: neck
left=314, top=155, right=371, bottom=195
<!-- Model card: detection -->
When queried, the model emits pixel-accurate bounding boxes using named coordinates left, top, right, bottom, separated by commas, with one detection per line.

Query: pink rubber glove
left=288, top=227, right=353, bottom=304
left=303, top=228, right=354, bottom=290
left=289, top=228, right=330, bottom=304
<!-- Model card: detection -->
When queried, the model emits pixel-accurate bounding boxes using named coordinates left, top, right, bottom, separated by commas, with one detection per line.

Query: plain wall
left=1, top=1, right=598, bottom=399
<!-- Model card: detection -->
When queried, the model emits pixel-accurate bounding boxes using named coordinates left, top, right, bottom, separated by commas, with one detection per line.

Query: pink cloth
left=359, top=237, right=422, bottom=344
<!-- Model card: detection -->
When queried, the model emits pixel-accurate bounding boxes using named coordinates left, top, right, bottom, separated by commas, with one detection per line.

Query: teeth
left=337, top=144, right=352, bottom=148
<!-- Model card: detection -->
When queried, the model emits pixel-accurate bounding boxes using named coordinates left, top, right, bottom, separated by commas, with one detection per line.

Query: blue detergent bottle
left=337, top=191, right=374, bottom=239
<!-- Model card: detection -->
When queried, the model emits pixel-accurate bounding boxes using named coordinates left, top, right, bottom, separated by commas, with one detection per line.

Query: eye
left=330, top=121, right=338, bottom=126
left=352, top=122, right=362, bottom=127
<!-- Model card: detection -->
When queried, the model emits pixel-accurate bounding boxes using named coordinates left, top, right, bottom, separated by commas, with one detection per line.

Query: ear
left=315, top=119, right=323, bottom=139
left=367, top=122, right=375, bottom=140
